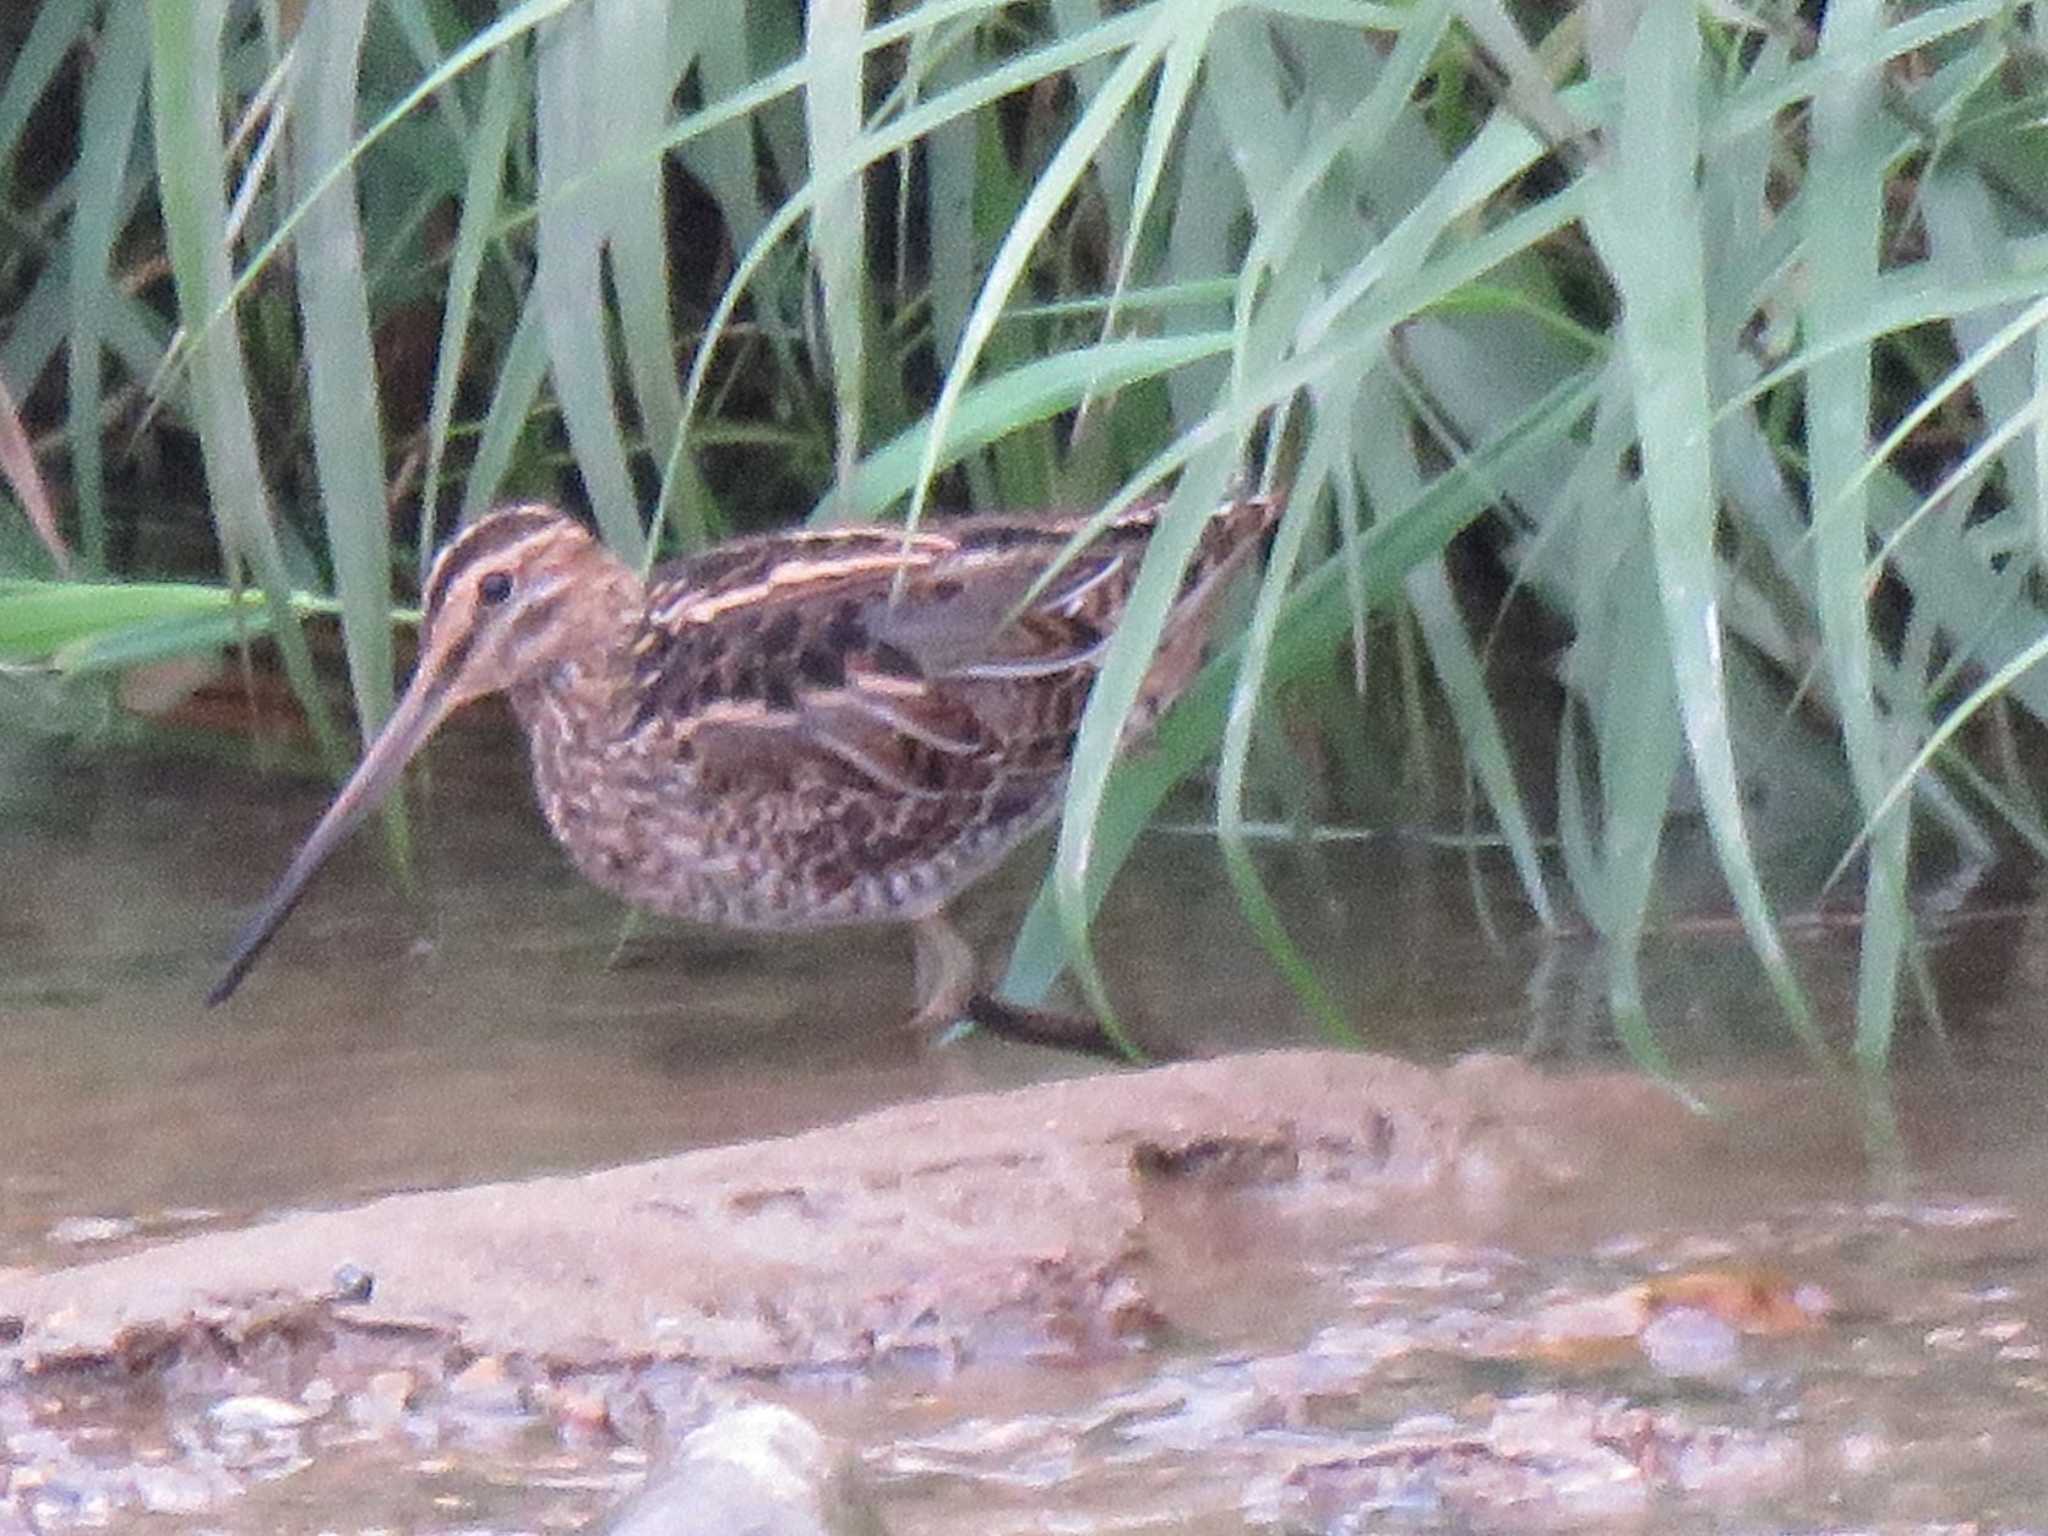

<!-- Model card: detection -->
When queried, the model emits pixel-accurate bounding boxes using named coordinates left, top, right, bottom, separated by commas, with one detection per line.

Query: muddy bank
left=1, top=1052, right=1690, bottom=1380
left=6, top=1051, right=1915, bottom=1533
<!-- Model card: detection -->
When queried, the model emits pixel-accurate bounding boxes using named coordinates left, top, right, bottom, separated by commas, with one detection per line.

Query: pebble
left=448, top=1355, right=527, bottom=1417
left=596, top=1405, right=881, bottom=1536
left=532, top=1382, right=615, bottom=1443
left=130, top=1463, right=220, bottom=1515
left=208, top=1394, right=317, bottom=1432
left=44, top=1216, right=138, bottom=1247
left=1639, top=1305, right=1743, bottom=1380
left=364, top=1369, right=419, bottom=1411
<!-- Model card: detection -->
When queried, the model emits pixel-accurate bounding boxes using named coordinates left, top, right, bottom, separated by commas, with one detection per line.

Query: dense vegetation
left=3, top=0, right=2047, bottom=1083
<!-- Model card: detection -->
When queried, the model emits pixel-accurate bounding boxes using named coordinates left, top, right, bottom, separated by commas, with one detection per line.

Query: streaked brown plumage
left=209, top=493, right=1282, bottom=1042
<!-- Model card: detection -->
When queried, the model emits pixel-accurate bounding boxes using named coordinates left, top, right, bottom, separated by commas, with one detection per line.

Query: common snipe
left=208, top=493, right=1282, bottom=1045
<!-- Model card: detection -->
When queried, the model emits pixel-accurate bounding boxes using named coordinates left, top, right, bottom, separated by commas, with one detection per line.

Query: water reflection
left=15, top=724, right=2048, bottom=1532
left=4, top=721, right=2046, bottom=1276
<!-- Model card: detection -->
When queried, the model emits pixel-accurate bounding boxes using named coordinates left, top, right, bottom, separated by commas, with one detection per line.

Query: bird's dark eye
left=478, top=570, right=514, bottom=605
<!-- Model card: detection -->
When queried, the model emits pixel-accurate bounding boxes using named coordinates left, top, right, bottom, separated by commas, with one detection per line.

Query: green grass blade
left=146, top=0, right=347, bottom=774
left=1053, top=444, right=1241, bottom=1054
left=841, top=331, right=1232, bottom=519
left=1095, top=0, right=1219, bottom=351
left=197, top=0, right=585, bottom=353
left=1587, top=513, right=1686, bottom=1085
left=663, top=6, right=1155, bottom=532
left=594, top=0, right=689, bottom=506
left=806, top=0, right=868, bottom=508
left=1051, top=0, right=1138, bottom=246
left=1214, top=430, right=1358, bottom=1045
left=459, top=289, right=552, bottom=524
left=1155, top=55, right=1238, bottom=432
left=918, top=28, right=981, bottom=399
left=5, top=261, right=76, bottom=412
left=419, top=42, right=525, bottom=557
left=533, top=8, right=640, bottom=557
left=1715, top=0, right=2006, bottom=147
left=0, top=578, right=290, bottom=660
left=1408, top=551, right=1555, bottom=926
left=382, top=0, right=476, bottom=142
left=1587, top=1, right=1826, bottom=1064
left=678, top=5, right=769, bottom=254
left=66, top=0, right=153, bottom=574
left=1807, top=0, right=1909, bottom=1079
left=907, top=8, right=1168, bottom=528
left=1233, top=0, right=1453, bottom=384
left=1001, top=368, right=1602, bottom=1003
left=292, top=0, right=395, bottom=742
left=0, top=0, right=98, bottom=167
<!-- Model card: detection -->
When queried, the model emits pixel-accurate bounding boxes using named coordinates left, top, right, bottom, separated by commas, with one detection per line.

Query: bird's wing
left=630, top=522, right=1116, bottom=801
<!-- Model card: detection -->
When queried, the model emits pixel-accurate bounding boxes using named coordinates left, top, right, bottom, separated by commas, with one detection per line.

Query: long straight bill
left=206, top=681, right=453, bottom=1005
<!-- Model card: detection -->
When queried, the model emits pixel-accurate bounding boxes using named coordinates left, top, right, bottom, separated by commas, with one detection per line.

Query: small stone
left=451, top=1356, right=507, bottom=1392
left=209, top=1394, right=317, bottom=1431
left=599, top=1405, right=883, bottom=1536
left=1639, top=1306, right=1743, bottom=1380
left=1667, top=1422, right=1804, bottom=1495
left=364, top=1370, right=418, bottom=1411
left=330, top=1263, right=375, bottom=1303
left=1903, top=1199, right=2016, bottom=1229
left=45, top=1216, right=138, bottom=1247
left=30, top=1484, right=113, bottom=1529
left=1839, top=1431, right=1886, bottom=1475
left=534, top=1383, right=614, bottom=1440
left=448, top=1356, right=526, bottom=1416
left=130, top=1463, right=220, bottom=1515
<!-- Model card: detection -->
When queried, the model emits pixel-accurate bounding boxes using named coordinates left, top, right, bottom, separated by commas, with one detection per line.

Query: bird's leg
left=907, top=911, right=1168, bottom=1061
left=909, top=911, right=980, bottom=1036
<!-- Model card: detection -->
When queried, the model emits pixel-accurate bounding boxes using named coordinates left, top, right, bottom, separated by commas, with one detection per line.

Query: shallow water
left=2, top=725, right=1576, bottom=1269
left=10, top=726, right=2048, bottom=1532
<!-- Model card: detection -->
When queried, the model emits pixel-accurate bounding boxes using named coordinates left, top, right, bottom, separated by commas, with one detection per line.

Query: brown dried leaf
left=0, top=365, right=66, bottom=574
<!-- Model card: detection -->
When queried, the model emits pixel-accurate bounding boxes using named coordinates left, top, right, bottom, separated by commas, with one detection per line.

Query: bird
left=207, top=491, right=1284, bottom=1048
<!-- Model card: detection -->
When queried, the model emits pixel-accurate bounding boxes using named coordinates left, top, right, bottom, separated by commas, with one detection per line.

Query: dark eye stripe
left=422, top=506, right=566, bottom=619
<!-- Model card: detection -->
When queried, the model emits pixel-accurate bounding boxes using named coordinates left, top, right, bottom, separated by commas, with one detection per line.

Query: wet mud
left=4, top=1054, right=1610, bottom=1377
left=14, top=1049, right=2010, bottom=1533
